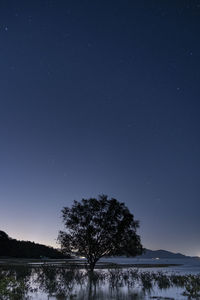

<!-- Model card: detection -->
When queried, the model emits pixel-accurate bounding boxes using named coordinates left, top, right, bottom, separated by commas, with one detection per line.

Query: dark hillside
left=0, top=230, right=67, bottom=259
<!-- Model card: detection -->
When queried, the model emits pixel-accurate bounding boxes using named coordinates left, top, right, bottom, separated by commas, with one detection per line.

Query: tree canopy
left=58, top=195, right=143, bottom=271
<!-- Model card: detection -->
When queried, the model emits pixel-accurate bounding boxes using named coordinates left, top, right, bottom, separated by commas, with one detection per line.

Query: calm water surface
left=26, top=258, right=200, bottom=299
left=2, top=258, right=200, bottom=299
left=101, top=257, right=200, bottom=274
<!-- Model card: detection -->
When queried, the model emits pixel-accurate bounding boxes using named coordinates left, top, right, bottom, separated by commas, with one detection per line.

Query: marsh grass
left=182, top=274, right=200, bottom=298
left=0, top=266, right=32, bottom=300
left=0, top=264, right=200, bottom=299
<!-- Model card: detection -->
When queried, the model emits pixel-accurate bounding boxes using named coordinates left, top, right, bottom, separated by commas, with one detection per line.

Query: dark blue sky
left=0, top=0, right=200, bottom=255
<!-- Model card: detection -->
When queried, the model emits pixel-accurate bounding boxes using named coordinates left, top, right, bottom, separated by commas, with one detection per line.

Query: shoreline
left=0, top=258, right=182, bottom=269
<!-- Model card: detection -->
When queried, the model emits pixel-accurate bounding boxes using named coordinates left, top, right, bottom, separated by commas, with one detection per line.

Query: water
left=101, top=257, right=200, bottom=274
left=1, top=258, right=200, bottom=299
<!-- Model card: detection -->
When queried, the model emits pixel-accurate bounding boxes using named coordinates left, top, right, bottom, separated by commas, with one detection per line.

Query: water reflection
left=35, top=267, right=146, bottom=299
left=0, top=265, right=199, bottom=299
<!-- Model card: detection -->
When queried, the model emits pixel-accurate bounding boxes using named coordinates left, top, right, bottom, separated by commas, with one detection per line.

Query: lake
left=0, top=258, right=200, bottom=299
left=101, top=257, right=200, bottom=274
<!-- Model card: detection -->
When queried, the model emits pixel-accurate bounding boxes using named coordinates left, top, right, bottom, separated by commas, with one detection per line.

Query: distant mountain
left=0, top=230, right=67, bottom=259
left=138, top=249, right=199, bottom=260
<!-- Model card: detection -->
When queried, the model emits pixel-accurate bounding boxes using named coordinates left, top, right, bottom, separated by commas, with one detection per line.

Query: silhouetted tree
left=58, top=195, right=143, bottom=271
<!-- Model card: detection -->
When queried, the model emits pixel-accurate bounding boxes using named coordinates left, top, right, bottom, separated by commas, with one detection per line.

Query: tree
left=58, top=195, right=143, bottom=271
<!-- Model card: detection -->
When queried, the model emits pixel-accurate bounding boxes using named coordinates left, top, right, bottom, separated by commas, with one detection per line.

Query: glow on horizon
left=2, top=228, right=58, bottom=249
left=5, top=227, right=200, bottom=257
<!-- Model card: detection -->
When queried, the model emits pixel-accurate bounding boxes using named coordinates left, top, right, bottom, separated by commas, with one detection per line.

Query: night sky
left=1, top=0, right=200, bottom=256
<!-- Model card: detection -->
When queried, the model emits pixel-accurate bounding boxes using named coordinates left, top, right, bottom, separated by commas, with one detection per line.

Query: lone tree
left=58, top=195, right=143, bottom=271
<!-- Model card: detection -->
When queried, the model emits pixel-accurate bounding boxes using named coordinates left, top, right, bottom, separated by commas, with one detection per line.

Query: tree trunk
left=88, top=257, right=97, bottom=272
left=89, top=261, right=95, bottom=272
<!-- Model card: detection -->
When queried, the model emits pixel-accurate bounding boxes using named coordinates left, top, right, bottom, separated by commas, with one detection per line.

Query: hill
left=0, top=230, right=66, bottom=259
left=139, top=249, right=199, bottom=259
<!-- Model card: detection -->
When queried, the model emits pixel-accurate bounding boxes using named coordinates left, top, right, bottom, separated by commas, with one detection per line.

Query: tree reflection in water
left=1, top=265, right=198, bottom=299
left=34, top=266, right=146, bottom=299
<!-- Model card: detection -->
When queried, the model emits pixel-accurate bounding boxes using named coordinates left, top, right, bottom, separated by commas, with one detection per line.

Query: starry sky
left=0, top=0, right=200, bottom=256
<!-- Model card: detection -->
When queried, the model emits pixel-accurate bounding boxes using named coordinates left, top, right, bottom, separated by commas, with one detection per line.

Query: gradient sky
left=0, top=0, right=200, bottom=256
